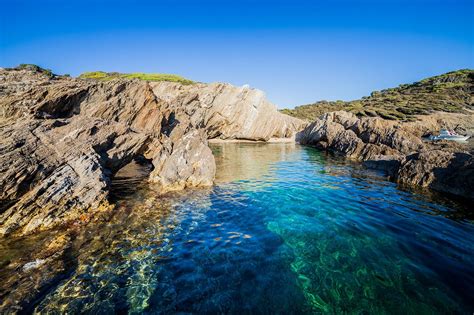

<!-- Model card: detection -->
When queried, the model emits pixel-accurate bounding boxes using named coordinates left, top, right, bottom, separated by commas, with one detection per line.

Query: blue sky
left=1, top=0, right=473, bottom=108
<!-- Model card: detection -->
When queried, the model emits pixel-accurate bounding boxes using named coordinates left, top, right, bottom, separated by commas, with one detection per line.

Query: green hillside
left=281, top=69, right=474, bottom=121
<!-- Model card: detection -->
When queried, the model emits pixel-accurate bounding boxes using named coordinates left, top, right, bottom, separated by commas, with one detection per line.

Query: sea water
left=4, top=143, right=474, bottom=313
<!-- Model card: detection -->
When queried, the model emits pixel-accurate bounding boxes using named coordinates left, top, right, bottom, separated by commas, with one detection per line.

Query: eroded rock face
left=297, top=111, right=474, bottom=199
left=0, top=68, right=302, bottom=236
left=396, top=151, right=474, bottom=198
left=148, top=128, right=216, bottom=193
left=150, top=82, right=304, bottom=141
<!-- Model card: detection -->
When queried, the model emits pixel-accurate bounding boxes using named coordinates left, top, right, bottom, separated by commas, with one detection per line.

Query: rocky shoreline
left=1, top=66, right=473, bottom=239
left=0, top=66, right=473, bottom=313
left=0, top=67, right=303, bottom=237
left=296, top=111, right=474, bottom=200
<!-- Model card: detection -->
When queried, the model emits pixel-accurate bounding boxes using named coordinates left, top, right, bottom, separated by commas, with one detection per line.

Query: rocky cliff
left=0, top=67, right=303, bottom=236
left=297, top=111, right=474, bottom=199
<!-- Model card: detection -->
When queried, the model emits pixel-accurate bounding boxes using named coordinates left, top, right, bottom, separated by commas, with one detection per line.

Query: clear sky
left=1, top=0, right=473, bottom=108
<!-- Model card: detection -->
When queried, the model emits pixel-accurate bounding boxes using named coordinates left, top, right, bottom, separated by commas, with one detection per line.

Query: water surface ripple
left=6, top=143, right=474, bottom=313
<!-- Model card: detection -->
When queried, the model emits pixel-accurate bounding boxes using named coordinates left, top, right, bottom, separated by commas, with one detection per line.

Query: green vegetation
left=79, top=71, right=195, bottom=85
left=281, top=69, right=474, bottom=121
left=16, top=64, right=54, bottom=77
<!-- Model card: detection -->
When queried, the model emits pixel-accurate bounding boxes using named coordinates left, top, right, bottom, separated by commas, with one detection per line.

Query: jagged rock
left=150, top=82, right=304, bottom=140
left=396, top=151, right=474, bottom=198
left=0, top=67, right=302, bottom=236
left=297, top=111, right=474, bottom=199
left=149, top=129, right=216, bottom=192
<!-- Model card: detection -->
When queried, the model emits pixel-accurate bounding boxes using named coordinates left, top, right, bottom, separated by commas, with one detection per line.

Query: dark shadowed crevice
left=160, top=112, right=179, bottom=136
left=109, top=156, right=154, bottom=201
left=36, top=88, right=89, bottom=119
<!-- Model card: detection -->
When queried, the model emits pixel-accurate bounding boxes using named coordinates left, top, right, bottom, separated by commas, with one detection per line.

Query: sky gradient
left=1, top=0, right=473, bottom=108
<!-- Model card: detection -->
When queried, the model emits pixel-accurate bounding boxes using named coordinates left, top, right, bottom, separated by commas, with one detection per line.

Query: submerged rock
left=297, top=111, right=474, bottom=199
left=0, top=67, right=302, bottom=236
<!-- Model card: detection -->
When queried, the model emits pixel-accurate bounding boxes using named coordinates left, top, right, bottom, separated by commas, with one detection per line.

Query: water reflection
left=211, top=142, right=298, bottom=183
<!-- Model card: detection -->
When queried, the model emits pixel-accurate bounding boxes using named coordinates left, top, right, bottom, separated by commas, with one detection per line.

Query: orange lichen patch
left=79, top=214, right=89, bottom=222
left=65, top=202, right=115, bottom=234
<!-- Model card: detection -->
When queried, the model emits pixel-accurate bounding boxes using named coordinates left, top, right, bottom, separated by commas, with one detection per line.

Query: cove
left=2, top=143, right=473, bottom=313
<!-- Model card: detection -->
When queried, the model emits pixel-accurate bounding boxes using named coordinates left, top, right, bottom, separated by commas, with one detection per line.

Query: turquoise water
left=12, top=143, right=474, bottom=313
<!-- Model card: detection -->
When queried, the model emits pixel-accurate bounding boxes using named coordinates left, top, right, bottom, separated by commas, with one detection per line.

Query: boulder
left=150, top=82, right=304, bottom=140
left=396, top=151, right=474, bottom=198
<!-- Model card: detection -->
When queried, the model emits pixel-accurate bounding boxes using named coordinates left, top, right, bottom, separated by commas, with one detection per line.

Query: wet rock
left=396, top=151, right=474, bottom=198
left=363, top=156, right=401, bottom=176
left=297, top=111, right=474, bottom=199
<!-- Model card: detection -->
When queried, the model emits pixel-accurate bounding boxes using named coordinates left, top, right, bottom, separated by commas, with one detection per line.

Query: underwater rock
left=0, top=231, right=73, bottom=312
left=22, top=259, right=47, bottom=271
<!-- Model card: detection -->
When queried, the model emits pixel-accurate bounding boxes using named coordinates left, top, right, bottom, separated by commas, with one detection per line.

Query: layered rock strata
left=0, top=68, right=303, bottom=236
left=297, top=111, right=473, bottom=199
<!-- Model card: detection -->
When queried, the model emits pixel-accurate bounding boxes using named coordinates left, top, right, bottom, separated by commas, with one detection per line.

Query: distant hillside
left=4, top=64, right=56, bottom=77
left=79, top=71, right=195, bottom=85
left=281, top=69, right=474, bottom=121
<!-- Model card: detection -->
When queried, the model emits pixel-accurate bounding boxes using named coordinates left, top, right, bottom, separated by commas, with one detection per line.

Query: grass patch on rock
left=79, top=71, right=195, bottom=85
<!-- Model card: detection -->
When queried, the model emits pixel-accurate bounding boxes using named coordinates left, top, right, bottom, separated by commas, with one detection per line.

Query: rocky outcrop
left=148, top=128, right=216, bottom=192
left=150, top=81, right=304, bottom=141
left=297, top=111, right=474, bottom=199
left=396, top=150, right=473, bottom=198
left=0, top=67, right=302, bottom=236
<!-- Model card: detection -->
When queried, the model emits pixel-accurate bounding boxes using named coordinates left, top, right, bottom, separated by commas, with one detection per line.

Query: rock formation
left=151, top=82, right=303, bottom=140
left=0, top=67, right=303, bottom=236
left=297, top=111, right=474, bottom=199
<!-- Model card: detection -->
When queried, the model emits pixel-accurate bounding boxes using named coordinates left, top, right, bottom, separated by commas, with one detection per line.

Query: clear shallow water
left=3, top=143, right=474, bottom=313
